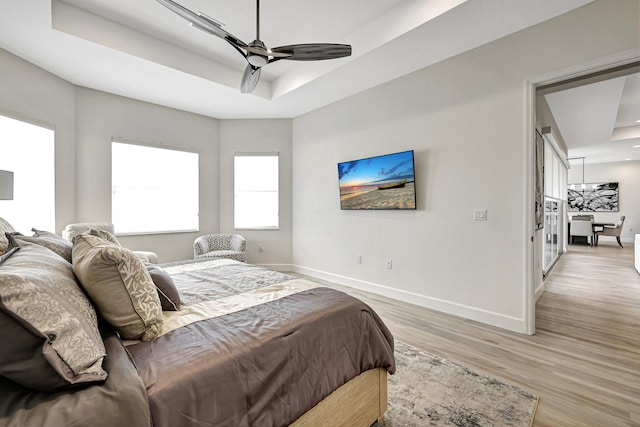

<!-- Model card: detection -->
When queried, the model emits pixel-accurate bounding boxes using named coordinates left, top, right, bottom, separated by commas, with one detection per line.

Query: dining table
left=568, top=219, right=615, bottom=246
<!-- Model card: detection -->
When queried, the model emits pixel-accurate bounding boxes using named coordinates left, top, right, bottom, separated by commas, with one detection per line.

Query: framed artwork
left=568, top=182, right=618, bottom=212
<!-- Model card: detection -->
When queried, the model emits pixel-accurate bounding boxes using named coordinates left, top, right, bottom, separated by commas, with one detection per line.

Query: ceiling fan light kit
left=156, top=0, right=352, bottom=94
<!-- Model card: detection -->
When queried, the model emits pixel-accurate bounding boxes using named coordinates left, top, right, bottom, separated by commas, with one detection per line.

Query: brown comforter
left=127, top=260, right=395, bottom=427
left=0, top=260, right=394, bottom=427
left=0, top=328, right=151, bottom=427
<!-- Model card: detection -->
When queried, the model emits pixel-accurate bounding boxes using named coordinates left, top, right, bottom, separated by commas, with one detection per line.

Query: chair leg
left=616, top=236, right=623, bottom=248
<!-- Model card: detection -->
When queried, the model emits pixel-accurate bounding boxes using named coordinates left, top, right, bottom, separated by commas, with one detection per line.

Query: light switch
left=474, top=209, right=487, bottom=221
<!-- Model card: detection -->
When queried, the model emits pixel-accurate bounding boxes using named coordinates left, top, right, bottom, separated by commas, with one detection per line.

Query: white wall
left=0, top=49, right=295, bottom=265
left=219, top=120, right=293, bottom=268
left=0, top=49, right=76, bottom=232
left=568, top=160, right=640, bottom=243
left=292, top=0, right=640, bottom=333
left=74, top=88, right=220, bottom=262
left=0, top=50, right=222, bottom=262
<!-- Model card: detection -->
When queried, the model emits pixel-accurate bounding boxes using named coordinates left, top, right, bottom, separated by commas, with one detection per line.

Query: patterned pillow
left=0, top=233, right=20, bottom=265
left=72, top=234, right=163, bottom=341
left=0, top=217, right=16, bottom=233
left=0, top=217, right=16, bottom=253
left=0, top=241, right=107, bottom=391
left=12, top=229, right=72, bottom=263
left=86, top=227, right=122, bottom=246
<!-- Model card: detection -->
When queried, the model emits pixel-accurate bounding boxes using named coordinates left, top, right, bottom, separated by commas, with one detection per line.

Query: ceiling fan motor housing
left=247, top=40, right=268, bottom=67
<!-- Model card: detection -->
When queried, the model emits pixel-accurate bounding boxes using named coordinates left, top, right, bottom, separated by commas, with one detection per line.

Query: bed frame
left=291, top=368, right=387, bottom=426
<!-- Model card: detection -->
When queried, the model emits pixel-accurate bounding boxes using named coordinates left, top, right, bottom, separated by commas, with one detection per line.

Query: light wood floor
left=295, top=240, right=640, bottom=427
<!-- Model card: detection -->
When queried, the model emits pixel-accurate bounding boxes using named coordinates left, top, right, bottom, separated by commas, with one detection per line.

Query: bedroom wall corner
left=0, top=48, right=77, bottom=235
left=74, top=87, right=220, bottom=262
left=219, top=119, right=293, bottom=266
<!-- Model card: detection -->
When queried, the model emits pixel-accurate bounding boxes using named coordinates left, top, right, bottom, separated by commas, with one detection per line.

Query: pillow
left=0, top=233, right=20, bottom=265
left=72, top=234, right=163, bottom=341
left=0, top=217, right=16, bottom=233
left=0, top=217, right=16, bottom=253
left=144, top=262, right=181, bottom=311
left=0, top=241, right=107, bottom=391
left=12, top=229, right=72, bottom=263
left=0, top=233, right=7, bottom=254
left=86, top=227, right=121, bottom=246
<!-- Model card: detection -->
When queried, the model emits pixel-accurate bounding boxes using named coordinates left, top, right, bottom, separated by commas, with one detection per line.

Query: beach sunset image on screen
left=338, top=150, right=416, bottom=210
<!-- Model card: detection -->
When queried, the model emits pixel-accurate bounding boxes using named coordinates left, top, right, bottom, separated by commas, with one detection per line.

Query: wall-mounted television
left=338, top=150, right=416, bottom=210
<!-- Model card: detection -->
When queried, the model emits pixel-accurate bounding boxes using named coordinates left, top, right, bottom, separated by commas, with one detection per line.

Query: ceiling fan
left=156, top=0, right=352, bottom=94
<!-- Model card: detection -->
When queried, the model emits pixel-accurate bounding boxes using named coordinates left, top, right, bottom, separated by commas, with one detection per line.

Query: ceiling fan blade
left=240, top=65, right=261, bottom=94
left=156, top=0, right=247, bottom=49
left=270, top=44, right=352, bottom=61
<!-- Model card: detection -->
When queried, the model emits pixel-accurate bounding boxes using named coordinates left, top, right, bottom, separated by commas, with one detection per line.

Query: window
left=0, top=114, right=55, bottom=232
left=234, top=153, right=279, bottom=230
left=112, top=140, right=199, bottom=234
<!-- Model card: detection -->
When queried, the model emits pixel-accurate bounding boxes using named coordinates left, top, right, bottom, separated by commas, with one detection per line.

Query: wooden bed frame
left=291, top=368, right=387, bottom=426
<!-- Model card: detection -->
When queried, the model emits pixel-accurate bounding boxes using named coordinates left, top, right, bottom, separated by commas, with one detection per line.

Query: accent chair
left=62, top=222, right=159, bottom=263
left=194, top=233, right=247, bottom=262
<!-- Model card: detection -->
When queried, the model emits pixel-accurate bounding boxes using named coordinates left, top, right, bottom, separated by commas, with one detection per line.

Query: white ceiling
left=545, top=72, right=640, bottom=165
left=0, top=0, right=636, bottom=164
left=0, top=0, right=596, bottom=117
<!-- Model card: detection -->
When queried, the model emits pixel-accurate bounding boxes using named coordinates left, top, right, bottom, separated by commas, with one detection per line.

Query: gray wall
left=0, top=49, right=294, bottom=264
left=291, top=0, right=640, bottom=332
left=219, top=120, right=293, bottom=268
left=0, top=50, right=76, bottom=232
left=74, top=88, right=220, bottom=262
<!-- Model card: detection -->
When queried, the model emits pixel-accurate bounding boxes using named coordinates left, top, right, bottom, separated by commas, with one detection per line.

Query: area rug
left=375, top=341, right=539, bottom=427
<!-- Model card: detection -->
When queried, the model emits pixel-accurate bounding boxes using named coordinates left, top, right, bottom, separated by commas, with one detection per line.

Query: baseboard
left=534, top=281, right=545, bottom=302
left=292, top=265, right=526, bottom=334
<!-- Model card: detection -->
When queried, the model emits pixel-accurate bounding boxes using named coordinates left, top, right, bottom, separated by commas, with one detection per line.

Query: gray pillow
left=0, top=241, right=107, bottom=391
left=72, top=234, right=163, bottom=341
left=145, top=262, right=181, bottom=311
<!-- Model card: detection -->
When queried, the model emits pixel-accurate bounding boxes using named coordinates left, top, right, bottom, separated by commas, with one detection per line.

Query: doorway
left=526, top=56, right=640, bottom=335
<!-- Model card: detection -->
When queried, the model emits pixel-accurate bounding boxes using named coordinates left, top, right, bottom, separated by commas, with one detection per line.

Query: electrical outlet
left=257, top=244, right=264, bottom=252
left=357, top=255, right=362, bottom=264
left=385, top=260, right=392, bottom=270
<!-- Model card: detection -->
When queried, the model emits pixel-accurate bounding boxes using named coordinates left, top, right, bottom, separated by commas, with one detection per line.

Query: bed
left=0, top=228, right=395, bottom=427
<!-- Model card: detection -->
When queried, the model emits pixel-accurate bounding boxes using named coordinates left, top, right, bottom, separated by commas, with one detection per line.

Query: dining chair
left=594, top=215, right=625, bottom=248
left=569, top=216, right=594, bottom=246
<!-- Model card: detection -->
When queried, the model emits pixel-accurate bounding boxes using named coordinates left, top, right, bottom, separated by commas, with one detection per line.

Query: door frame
left=523, top=49, right=640, bottom=335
